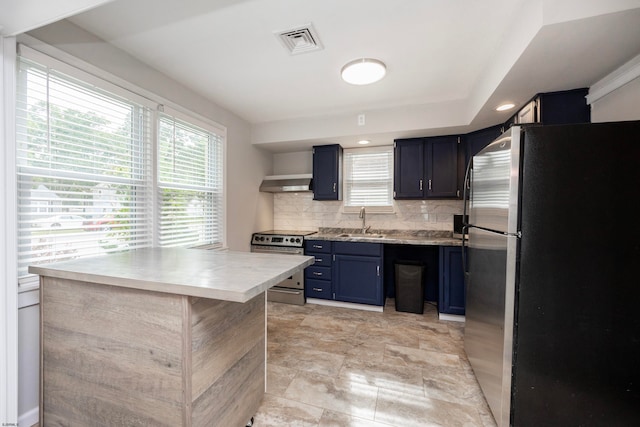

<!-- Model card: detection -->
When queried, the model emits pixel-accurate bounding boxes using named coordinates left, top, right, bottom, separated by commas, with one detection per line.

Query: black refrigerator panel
left=511, top=122, right=640, bottom=426
left=465, top=226, right=512, bottom=422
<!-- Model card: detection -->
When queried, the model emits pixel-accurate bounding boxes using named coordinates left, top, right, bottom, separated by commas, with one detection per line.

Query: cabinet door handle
left=419, top=179, right=423, bottom=191
left=315, top=257, right=323, bottom=262
left=333, top=182, right=336, bottom=193
left=312, top=287, right=323, bottom=292
left=428, top=179, right=432, bottom=190
left=313, top=272, right=323, bottom=276
left=377, top=265, right=380, bottom=276
left=313, top=245, right=323, bottom=249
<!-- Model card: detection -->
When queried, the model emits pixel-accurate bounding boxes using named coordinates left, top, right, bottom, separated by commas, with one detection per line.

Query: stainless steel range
left=250, top=230, right=317, bottom=305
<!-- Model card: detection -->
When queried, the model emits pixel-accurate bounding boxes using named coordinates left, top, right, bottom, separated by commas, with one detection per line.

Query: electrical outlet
left=358, top=114, right=365, bottom=126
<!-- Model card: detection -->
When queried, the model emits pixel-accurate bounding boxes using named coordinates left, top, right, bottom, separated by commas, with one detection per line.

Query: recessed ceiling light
left=341, top=58, right=386, bottom=85
left=496, top=103, right=515, bottom=111
left=358, top=139, right=370, bottom=145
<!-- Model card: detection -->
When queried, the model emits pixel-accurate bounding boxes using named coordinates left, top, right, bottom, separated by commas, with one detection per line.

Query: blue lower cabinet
left=309, top=253, right=331, bottom=267
left=438, top=246, right=465, bottom=315
left=333, top=252, right=384, bottom=306
left=305, top=240, right=384, bottom=306
left=305, top=240, right=332, bottom=254
left=304, top=240, right=333, bottom=300
left=305, top=278, right=332, bottom=299
left=305, top=265, right=331, bottom=281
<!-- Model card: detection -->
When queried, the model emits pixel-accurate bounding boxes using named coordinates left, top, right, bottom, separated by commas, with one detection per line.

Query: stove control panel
left=251, top=233, right=305, bottom=247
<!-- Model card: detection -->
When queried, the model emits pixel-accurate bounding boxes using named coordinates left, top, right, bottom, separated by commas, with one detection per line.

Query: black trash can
left=394, top=261, right=425, bottom=314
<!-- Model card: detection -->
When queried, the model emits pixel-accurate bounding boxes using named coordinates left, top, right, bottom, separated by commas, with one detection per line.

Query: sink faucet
left=359, top=207, right=371, bottom=234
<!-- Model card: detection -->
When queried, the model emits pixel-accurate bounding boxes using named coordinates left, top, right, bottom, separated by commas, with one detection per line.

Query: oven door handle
left=269, top=288, right=302, bottom=295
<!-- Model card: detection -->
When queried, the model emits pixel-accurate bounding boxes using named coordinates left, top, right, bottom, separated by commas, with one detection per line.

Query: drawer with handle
left=305, top=265, right=331, bottom=280
left=305, top=278, right=332, bottom=299
left=309, top=254, right=331, bottom=267
left=305, top=240, right=332, bottom=254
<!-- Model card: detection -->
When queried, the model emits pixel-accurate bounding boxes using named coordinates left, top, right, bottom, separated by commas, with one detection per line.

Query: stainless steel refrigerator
left=464, top=122, right=640, bottom=426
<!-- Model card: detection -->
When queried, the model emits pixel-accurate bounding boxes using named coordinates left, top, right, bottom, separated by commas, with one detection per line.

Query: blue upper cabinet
left=426, top=136, right=459, bottom=198
left=394, top=136, right=460, bottom=199
left=538, top=88, right=590, bottom=125
left=312, top=144, right=343, bottom=200
left=393, top=138, right=424, bottom=198
left=463, top=125, right=504, bottom=171
left=504, top=88, right=590, bottom=128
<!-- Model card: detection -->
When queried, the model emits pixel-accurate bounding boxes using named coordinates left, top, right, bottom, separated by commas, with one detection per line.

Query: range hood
left=259, top=174, right=313, bottom=193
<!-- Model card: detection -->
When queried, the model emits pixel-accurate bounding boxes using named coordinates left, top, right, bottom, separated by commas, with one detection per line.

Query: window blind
left=343, top=147, right=394, bottom=209
left=15, top=57, right=152, bottom=277
left=157, top=114, right=224, bottom=248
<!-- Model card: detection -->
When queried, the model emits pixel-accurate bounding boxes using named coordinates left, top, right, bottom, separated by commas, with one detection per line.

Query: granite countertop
left=29, top=247, right=314, bottom=303
left=310, top=228, right=463, bottom=246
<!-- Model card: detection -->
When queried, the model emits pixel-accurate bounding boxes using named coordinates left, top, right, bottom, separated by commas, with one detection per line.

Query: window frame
left=342, top=146, right=395, bottom=214
left=15, top=44, right=227, bottom=289
left=156, top=106, right=225, bottom=249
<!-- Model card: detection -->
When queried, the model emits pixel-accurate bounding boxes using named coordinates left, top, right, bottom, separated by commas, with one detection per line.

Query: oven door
left=251, top=245, right=306, bottom=305
left=268, top=270, right=305, bottom=305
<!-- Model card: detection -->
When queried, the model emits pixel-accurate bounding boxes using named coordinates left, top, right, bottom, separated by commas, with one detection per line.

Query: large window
left=343, top=146, right=394, bottom=212
left=15, top=52, right=225, bottom=281
left=157, top=113, right=224, bottom=247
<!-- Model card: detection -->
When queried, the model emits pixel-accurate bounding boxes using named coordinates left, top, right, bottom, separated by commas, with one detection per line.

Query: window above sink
left=343, top=147, right=394, bottom=214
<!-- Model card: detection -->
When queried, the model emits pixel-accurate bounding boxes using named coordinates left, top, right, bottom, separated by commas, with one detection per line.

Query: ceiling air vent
left=275, top=23, right=323, bottom=55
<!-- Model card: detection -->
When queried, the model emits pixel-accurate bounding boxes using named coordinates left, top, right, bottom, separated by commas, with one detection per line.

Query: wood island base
left=40, top=276, right=266, bottom=427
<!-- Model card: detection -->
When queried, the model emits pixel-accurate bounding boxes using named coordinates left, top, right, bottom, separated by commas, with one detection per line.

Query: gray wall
left=591, top=76, right=640, bottom=122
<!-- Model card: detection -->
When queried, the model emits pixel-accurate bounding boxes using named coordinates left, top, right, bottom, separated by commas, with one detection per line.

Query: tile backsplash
left=273, top=193, right=463, bottom=232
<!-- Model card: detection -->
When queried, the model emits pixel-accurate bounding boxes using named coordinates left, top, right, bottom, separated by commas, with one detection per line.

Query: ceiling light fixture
left=496, top=103, right=515, bottom=111
left=357, top=139, right=370, bottom=145
left=341, top=58, right=386, bottom=85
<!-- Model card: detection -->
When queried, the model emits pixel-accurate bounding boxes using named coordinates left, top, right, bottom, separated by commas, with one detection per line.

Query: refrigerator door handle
left=461, top=158, right=473, bottom=282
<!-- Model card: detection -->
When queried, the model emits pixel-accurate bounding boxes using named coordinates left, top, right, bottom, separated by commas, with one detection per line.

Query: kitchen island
left=29, top=247, right=314, bottom=427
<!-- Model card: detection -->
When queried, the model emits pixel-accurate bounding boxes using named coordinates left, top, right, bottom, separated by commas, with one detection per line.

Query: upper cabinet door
left=425, top=136, right=459, bottom=198
left=394, top=136, right=460, bottom=199
left=538, top=89, right=590, bottom=125
left=516, top=99, right=538, bottom=124
left=313, top=144, right=343, bottom=200
left=507, top=88, right=590, bottom=128
left=464, top=125, right=504, bottom=168
left=393, top=138, right=425, bottom=199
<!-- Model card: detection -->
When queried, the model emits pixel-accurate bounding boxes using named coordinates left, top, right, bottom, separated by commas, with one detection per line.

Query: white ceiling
left=7, top=0, right=640, bottom=151
left=69, top=0, right=522, bottom=122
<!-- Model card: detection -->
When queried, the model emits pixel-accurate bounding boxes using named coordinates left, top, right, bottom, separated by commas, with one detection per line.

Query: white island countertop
left=29, top=247, right=314, bottom=303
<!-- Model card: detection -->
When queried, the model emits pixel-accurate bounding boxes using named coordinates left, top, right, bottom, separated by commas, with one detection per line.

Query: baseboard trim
left=438, top=313, right=465, bottom=322
left=306, top=298, right=384, bottom=312
left=19, top=406, right=38, bottom=427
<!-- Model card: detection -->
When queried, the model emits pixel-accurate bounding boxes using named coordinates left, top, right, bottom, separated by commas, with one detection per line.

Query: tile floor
left=253, top=299, right=497, bottom=427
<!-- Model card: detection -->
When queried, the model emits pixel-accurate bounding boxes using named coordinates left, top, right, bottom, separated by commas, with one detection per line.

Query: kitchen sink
left=338, top=233, right=385, bottom=238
